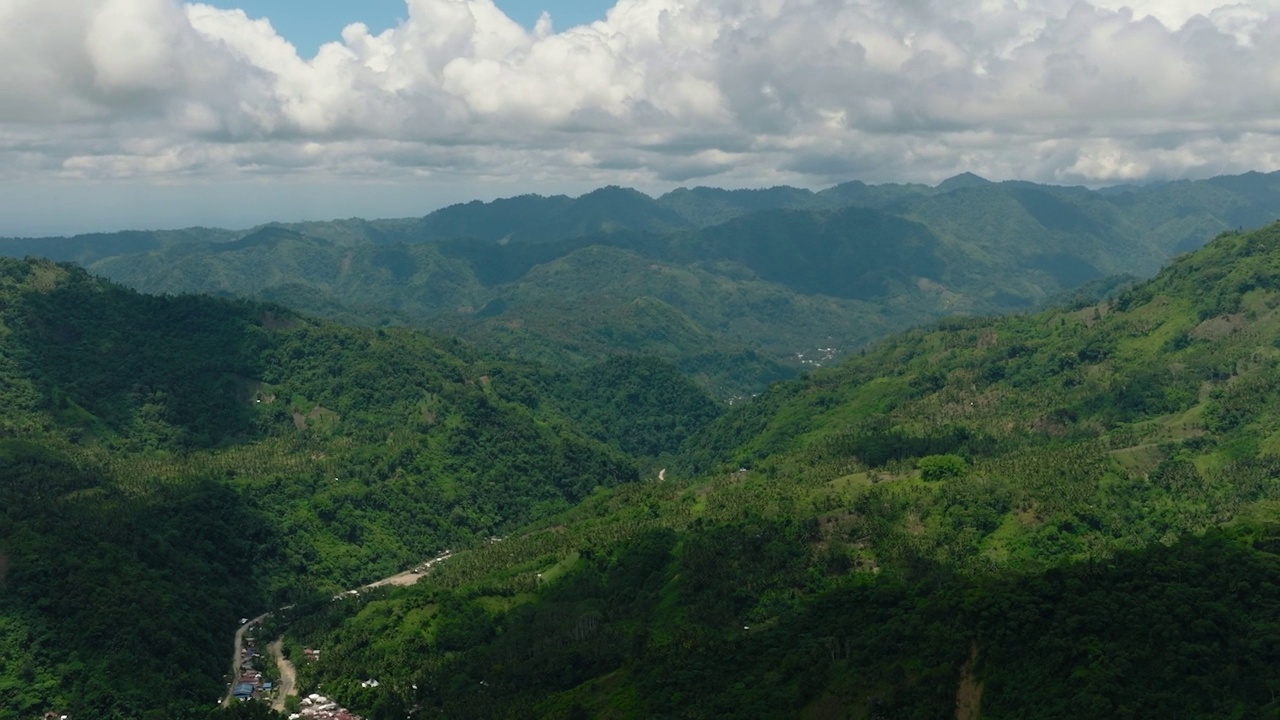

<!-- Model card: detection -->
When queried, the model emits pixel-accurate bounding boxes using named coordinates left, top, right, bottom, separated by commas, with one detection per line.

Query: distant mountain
left=813, top=178, right=936, bottom=209
left=935, top=171, right=993, bottom=191
left=7, top=171, right=1280, bottom=398
left=665, top=206, right=948, bottom=299
left=412, top=185, right=690, bottom=244
left=655, top=185, right=818, bottom=226
left=415, top=193, right=576, bottom=243
left=0, top=227, right=235, bottom=265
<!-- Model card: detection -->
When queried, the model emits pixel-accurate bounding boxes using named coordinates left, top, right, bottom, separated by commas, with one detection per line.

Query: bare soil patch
left=269, top=639, right=297, bottom=712
left=292, top=406, right=339, bottom=432
left=956, top=641, right=983, bottom=720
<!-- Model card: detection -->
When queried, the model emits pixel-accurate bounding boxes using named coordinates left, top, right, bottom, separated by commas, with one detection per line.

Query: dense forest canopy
left=6, top=176, right=1280, bottom=717
left=0, top=258, right=713, bottom=718
left=278, top=221, right=1280, bottom=718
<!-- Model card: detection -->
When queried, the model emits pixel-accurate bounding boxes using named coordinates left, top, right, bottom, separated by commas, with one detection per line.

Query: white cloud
left=2, top=0, right=1280, bottom=209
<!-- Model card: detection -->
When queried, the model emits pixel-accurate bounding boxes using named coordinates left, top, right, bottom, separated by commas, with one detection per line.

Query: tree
left=918, top=454, right=966, bottom=482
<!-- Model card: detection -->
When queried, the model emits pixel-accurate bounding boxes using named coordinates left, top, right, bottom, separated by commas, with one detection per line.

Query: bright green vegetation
left=281, top=221, right=1280, bottom=718
left=8, top=183, right=1280, bottom=718
left=0, top=258, right=723, bottom=719
left=542, top=356, right=723, bottom=459
left=8, top=171, right=1280, bottom=399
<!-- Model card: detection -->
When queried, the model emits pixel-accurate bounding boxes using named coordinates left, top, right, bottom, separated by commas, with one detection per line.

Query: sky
left=2, top=0, right=1280, bottom=235
left=200, top=1, right=617, bottom=57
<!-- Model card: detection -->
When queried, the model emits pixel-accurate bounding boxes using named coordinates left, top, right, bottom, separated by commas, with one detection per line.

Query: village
left=225, top=619, right=282, bottom=706
left=219, top=550, right=456, bottom=718
left=225, top=622, right=371, bottom=720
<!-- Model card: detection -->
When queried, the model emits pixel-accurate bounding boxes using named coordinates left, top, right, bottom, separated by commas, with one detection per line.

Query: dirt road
left=360, top=552, right=453, bottom=592
left=360, top=569, right=424, bottom=591
left=223, top=551, right=455, bottom=705
left=268, top=639, right=297, bottom=712
left=222, top=613, right=268, bottom=706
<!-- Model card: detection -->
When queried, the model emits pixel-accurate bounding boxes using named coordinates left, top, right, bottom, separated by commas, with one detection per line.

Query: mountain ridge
left=274, top=220, right=1280, bottom=720
left=59, top=171, right=1280, bottom=399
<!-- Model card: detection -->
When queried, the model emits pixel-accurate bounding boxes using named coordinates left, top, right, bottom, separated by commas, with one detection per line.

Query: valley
left=9, top=172, right=1280, bottom=399
left=6, top=0, right=1280, bottom=717
left=268, top=220, right=1280, bottom=718
left=5, top=179, right=1280, bottom=718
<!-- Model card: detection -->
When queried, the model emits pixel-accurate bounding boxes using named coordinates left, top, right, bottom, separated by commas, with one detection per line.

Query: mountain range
left=7, top=175, right=1280, bottom=718
left=7, top=171, right=1280, bottom=398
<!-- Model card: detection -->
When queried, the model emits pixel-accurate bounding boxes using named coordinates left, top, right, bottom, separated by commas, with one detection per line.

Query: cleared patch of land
left=956, top=642, right=983, bottom=720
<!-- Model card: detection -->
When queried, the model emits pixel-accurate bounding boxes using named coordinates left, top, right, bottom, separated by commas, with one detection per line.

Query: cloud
left=2, top=0, right=1280, bottom=197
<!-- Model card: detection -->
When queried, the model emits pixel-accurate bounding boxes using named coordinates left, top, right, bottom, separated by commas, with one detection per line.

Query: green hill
left=0, top=258, right=726, bottom=719
left=279, top=221, right=1280, bottom=719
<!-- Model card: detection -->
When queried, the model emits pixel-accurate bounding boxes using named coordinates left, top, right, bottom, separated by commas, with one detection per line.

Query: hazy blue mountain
left=655, top=185, right=818, bottom=226
left=8, top=171, right=1280, bottom=399
left=0, top=227, right=235, bottom=265
left=935, top=171, right=994, bottom=191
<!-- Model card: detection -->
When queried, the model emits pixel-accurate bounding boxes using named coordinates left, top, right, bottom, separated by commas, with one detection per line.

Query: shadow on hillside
left=420, top=523, right=1280, bottom=720
left=1, top=445, right=288, bottom=717
left=11, top=277, right=268, bottom=448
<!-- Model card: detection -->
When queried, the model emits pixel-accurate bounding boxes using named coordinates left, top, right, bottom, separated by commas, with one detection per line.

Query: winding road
left=221, top=552, right=454, bottom=708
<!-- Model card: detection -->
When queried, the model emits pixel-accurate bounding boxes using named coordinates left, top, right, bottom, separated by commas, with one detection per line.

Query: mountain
left=411, top=186, right=690, bottom=245
left=279, top=221, right=1280, bottom=719
left=434, top=240, right=934, bottom=396
left=0, top=227, right=235, bottom=265
left=0, top=258, right=725, bottom=719
left=935, top=171, right=993, bottom=192
left=8, top=172, right=1280, bottom=403
left=10, top=200, right=1280, bottom=718
left=655, top=185, right=818, bottom=226
left=414, top=194, right=577, bottom=243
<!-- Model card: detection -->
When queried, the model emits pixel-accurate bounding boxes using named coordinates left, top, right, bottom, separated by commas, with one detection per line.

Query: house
left=232, top=683, right=255, bottom=700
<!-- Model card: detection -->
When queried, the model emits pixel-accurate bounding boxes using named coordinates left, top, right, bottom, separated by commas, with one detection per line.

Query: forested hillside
left=0, top=258, right=718, bottom=719
left=280, top=222, right=1280, bottom=719
left=6, top=172, right=1280, bottom=399
left=8, top=179, right=1280, bottom=719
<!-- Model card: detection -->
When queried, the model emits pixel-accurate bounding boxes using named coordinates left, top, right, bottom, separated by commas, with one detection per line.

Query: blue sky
left=203, top=0, right=618, bottom=56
